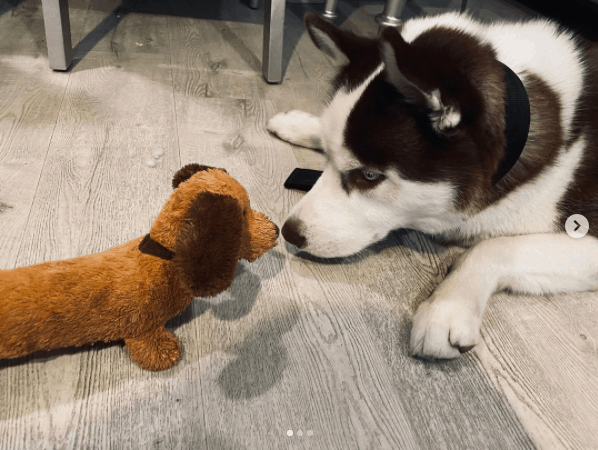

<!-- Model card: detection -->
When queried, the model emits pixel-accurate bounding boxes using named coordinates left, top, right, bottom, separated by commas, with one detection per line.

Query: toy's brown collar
left=139, top=234, right=175, bottom=261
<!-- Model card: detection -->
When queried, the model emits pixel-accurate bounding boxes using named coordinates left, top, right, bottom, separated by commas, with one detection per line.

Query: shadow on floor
left=70, top=0, right=331, bottom=78
left=0, top=0, right=24, bottom=18
left=217, top=310, right=300, bottom=399
left=290, top=228, right=458, bottom=267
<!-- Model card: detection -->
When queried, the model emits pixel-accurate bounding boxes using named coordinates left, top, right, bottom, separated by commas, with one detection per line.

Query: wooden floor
left=1, top=0, right=597, bottom=449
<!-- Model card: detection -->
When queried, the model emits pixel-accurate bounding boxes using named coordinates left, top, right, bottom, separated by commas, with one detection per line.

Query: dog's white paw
left=410, top=295, right=482, bottom=359
left=267, top=110, right=322, bottom=149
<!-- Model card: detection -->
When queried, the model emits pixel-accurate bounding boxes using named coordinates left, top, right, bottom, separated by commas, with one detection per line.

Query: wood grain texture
left=0, top=0, right=596, bottom=449
left=77, top=2, right=171, bottom=56
left=0, top=0, right=90, bottom=55
left=476, top=291, right=598, bottom=450
left=0, top=51, right=70, bottom=270
left=14, top=51, right=181, bottom=266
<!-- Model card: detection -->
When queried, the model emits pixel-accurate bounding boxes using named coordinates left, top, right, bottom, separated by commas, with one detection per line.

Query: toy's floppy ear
left=172, top=164, right=228, bottom=189
left=174, top=190, right=244, bottom=298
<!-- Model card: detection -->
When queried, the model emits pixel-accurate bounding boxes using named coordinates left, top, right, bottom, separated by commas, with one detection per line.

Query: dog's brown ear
left=172, top=164, right=228, bottom=189
left=380, top=27, right=461, bottom=133
left=174, top=190, right=244, bottom=298
left=304, top=12, right=367, bottom=66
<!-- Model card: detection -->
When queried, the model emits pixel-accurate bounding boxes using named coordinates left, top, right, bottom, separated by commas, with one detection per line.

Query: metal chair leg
left=322, top=0, right=337, bottom=20
left=376, top=0, right=407, bottom=29
left=41, top=0, right=73, bottom=70
left=262, top=0, right=286, bottom=83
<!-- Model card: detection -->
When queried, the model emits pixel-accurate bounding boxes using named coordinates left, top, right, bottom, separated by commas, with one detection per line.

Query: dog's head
left=282, top=13, right=508, bottom=257
left=146, top=164, right=279, bottom=297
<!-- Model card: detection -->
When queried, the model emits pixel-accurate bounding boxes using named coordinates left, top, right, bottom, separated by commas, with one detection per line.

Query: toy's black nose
left=281, top=218, right=306, bottom=249
left=273, top=223, right=280, bottom=239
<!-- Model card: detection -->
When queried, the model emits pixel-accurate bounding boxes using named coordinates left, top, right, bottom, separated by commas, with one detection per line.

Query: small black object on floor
left=284, top=168, right=323, bottom=192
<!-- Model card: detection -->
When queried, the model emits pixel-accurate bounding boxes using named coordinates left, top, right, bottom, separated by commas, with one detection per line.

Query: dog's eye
left=363, top=170, right=381, bottom=182
left=242, top=209, right=247, bottom=217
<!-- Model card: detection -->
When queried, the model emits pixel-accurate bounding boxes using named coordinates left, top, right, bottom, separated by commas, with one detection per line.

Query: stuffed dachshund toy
left=0, top=164, right=279, bottom=371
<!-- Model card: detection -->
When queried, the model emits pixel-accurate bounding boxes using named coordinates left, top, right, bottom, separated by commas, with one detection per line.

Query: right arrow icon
left=566, top=214, right=589, bottom=238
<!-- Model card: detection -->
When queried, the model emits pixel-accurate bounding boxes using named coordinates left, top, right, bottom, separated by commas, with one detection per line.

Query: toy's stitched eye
left=363, top=170, right=381, bottom=182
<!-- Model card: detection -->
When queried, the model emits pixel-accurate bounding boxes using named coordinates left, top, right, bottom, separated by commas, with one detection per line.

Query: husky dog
left=267, top=12, right=598, bottom=359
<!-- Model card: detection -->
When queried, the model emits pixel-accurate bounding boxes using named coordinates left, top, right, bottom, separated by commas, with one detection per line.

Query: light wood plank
left=168, top=19, right=264, bottom=73
left=15, top=51, right=181, bottom=265
left=171, top=49, right=271, bottom=100
left=476, top=291, right=598, bottom=450
left=0, top=52, right=70, bottom=270
left=168, top=20, right=271, bottom=100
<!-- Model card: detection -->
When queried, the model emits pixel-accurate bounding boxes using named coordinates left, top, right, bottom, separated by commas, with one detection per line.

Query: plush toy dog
left=0, top=164, right=279, bottom=371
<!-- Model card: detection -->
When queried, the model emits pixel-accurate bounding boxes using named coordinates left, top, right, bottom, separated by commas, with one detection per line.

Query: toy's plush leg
left=125, top=326, right=182, bottom=371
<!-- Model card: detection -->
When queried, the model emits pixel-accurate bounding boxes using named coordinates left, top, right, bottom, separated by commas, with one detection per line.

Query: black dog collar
left=491, top=63, right=531, bottom=185
left=138, top=234, right=175, bottom=261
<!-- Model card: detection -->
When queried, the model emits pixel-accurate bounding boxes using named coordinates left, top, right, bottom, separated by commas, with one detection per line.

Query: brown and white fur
left=267, top=12, right=598, bottom=359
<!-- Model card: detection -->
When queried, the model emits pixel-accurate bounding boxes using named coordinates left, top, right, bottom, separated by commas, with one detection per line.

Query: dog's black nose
left=281, top=218, right=306, bottom=249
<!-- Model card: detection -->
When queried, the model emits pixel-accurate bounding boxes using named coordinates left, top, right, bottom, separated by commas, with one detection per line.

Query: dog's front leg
left=125, top=326, right=182, bottom=371
left=267, top=110, right=322, bottom=149
left=410, top=233, right=598, bottom=359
